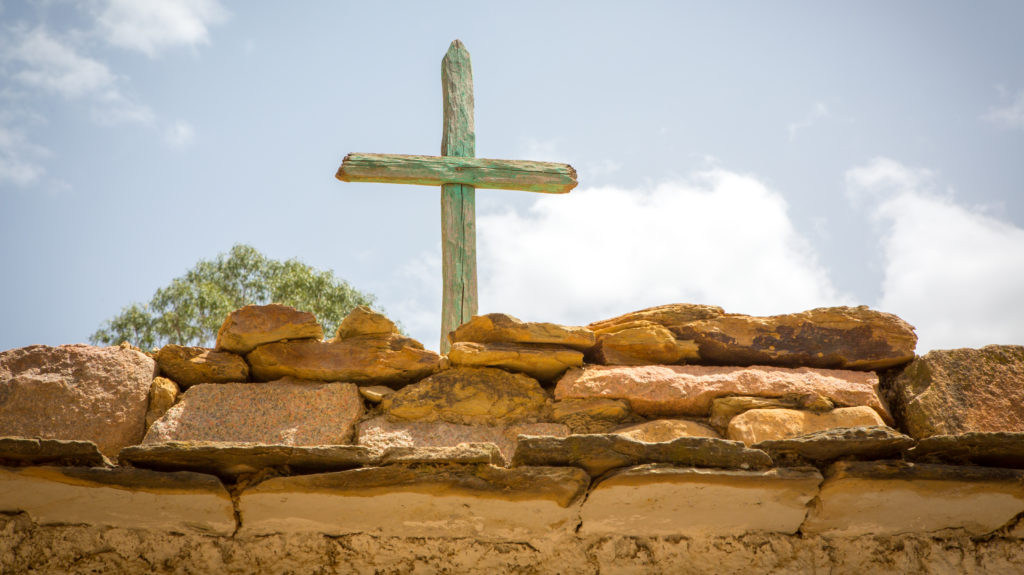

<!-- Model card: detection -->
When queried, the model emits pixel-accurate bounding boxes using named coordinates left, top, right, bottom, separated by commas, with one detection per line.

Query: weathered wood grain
left=335, top=153, right=578, bottom=194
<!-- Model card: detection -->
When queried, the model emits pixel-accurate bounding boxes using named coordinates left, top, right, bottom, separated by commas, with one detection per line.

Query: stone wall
left=2, top=303, right=1024, bottom=574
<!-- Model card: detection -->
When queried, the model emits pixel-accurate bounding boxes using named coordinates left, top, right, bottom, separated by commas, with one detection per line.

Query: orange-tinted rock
left=334, top=306, right=399, bottom=340
left=145, top=377, right=179, bottom=430
left=450, top=313, right=595, bottom=351
left=613, top=419, right=721, bottom=442
left=143, top=379, right=362, bottom=445
left=155, top=345, right=248, bottom=387
left=447, top=341, right=583, bottom=382
left=671, top=306, right=916, bottom=371
left=0, top=344, right=155, bottom=458
left=590, top=321, right=699, bottom=366
left=246, top=334, right=439, bottom=386
left=892, top=345, right=1024, bottom=438
left=555, top=364, right=892, bottom=424
left=726, top=406, right=887, bottom=445
left=215, top=304, right=323, bottom=354
left=588, top=303, right=724, bottom=332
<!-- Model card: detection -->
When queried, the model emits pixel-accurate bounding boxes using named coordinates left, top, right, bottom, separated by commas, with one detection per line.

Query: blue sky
left=2, top=1, right=1023, bottom=353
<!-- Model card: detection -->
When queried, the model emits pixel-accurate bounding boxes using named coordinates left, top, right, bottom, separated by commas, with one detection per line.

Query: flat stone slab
left=555, top=364, right=892, bottom=424
left=511, top=434, right=772, bottom=476
left=378, top=443, right=504, bottom=465
left=907, top=432, right=1024, bottom=468
left=144, top=380, right=362, bottom=445
left=447, top=341, right=584, bottom=382
left=0, top=437, right=110, bottom=467
left=120, top=442, right=375, bottom=479
left=802, top=460, right=1024, bottom=536
left=215, top=303, right=323, bottom=354
left=357, top=416, right=568, bottom=464
left=891, top=345, right=1024, bottom=438
left=450, top=313, right=596, bottom=351
left=154, top=345, right=249, bottom=387
left=726, top=406, right=886, bottom=445
left=0, top=465, right=234, bottom=535
left=238, top=465, right=590, bottom=539
left=753, top=426, right=915, bottom=464
left=579, top=464, right=822, bottom=536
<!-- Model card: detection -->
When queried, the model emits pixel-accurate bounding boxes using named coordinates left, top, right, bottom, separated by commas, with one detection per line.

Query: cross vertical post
left=440, top=40, right=476, bottom=354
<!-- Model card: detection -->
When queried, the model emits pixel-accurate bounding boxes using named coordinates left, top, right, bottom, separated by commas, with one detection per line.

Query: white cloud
left=475, top=168, right=847, bottom=326
left=983, top=88, right=1024, bottom=129
left=847, top=157, right=1024, bottom=352
left=98, top=0, right=229, bottom=57
left=164, top=120, right=195, bottom=147
left=0, top=124, right=49, bottom=187
left=787, top=102, right=830, bottom=141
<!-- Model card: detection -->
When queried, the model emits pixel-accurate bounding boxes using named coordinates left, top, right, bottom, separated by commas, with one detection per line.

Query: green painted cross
left=336, top=39, right=578, bottom=353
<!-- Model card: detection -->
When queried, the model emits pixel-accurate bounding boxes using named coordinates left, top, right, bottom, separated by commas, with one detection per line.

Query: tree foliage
left=90, top=244, right=378, bottom=349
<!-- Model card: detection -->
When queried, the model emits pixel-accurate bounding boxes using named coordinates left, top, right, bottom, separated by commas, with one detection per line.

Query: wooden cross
left=336, top=39, right=578, bottom=353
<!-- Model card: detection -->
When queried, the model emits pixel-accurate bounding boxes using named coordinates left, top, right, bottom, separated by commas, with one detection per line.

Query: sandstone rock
left=890, top=345, right=1024, bottom=438
left=334, top=306, right=399, bottom=340
left=382, top=367, right=550, bottom=426
left=120, top=442, right=375, bottom=479
left=709, top=394, right=834, bottom=433
left=357, top=416, right=568, bottom=464
left=238, top=465, right=590, bottom=538
left=154, top=345, right=248, bottom=387
left=0, top=466, right=234, bottom=535
left=145, top=377, right=179, bottom=430
left=555, top=364, right=892, bottom=424
left=670, top=306, right=917, bottom=370
left=144, top=379, right=362, bottom=445
left=552, top=398, right=634, bottom=434
left=0, top=437, right=108, bottom=467
left=378, top=443, right=504, bottom=466
left=588, top=303, right=725, bottom=332
left=246, top=334, right=440, bottom=385
left=590, top=322, right=700, bottom=366
left=447, top=341, right=583, bottom=382
left=512, top=434, right=771, bottom=476
left=753, top=426, right=915, bottom=464
left=907, top=432, right=1024, bottom=468
left=613, top=419, right=721, bottom=442
left=0, top=344, right=156, bottom=458
left=802, top=460, right=1024, bottom=536
left=450, top=313, right=596, bottom=351
left=215, top=303, right=324, bottom=354
left=727, top=406, right=886, bottom=445
left=579, top=464, right=822, bottom=536
left=359, top=385, right=394, bottom=403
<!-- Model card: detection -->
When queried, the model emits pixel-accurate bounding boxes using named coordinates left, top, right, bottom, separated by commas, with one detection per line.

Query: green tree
left=91, top=244, right=379, bottom=349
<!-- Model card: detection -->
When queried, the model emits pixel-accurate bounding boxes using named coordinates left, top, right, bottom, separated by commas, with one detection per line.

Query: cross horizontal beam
left=336, top=153, right=578, bottom=194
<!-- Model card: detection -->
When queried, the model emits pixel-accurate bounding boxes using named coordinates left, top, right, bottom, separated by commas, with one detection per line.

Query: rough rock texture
left=215, top=303, right=324, bottom=354
left=334, top=306, right=398, bottom=339
left=552, top=398, right=634, bottom=434
left=555, top=364, right=892, bottom=423
left=588, top=303, right=725, bottom=332
left=447, top=341, right=583, bottom=382
left=382, top=367, right=550, bottom=425
left=512, top=435, right=772, bottom=476
left=246, top=334, right=440, bottom=385
left=377, top=444, right=504, bottom=466
left=450, top=313, right=596, bottom=350
left=154, top=345, right=248, bottom=387
left=238, top=465, right=590, bottom=538
left=803, top=460, right=1024, bottom=536
left=890, top=345, right=1024, bottom=438
left=670, top=306, right=917, bottom=370
left=580, top=464, right=822, bottom=536
left=0, top=466, right=234, bottom=535
left=908, top=432, right=1024, bottom=468
left=4, top=525, right=1024, bottom=575
left=145, top=377, right=179, bottom=430
left=359, top=385, right=394, bottom=403
left=590, top=322, right=700, bottom=366
left=726, top=406, right=887, bottom=445
left=754, top=426, right=915, bottom=464
left=709, top=394, right=834, bottom=433
left=0, top=438, right=108, bottom=468
left=0, top=344, right=156, bottom=458
left=120, top=442, right=374, bottom=479
left=357, top=417, right=568, bottom=464
left=144, top=379, right=362, bottom=445
left=612, top=419, right=720, bottom=442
